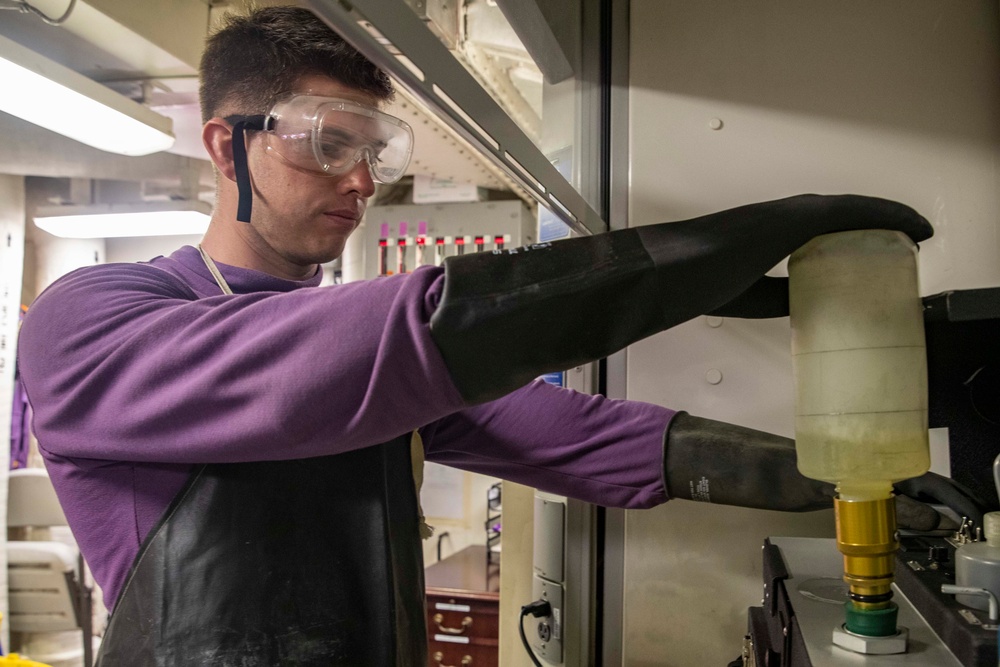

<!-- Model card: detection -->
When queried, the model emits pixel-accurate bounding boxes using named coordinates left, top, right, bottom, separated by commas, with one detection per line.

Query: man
left=16, top=6, right=961, bottom=666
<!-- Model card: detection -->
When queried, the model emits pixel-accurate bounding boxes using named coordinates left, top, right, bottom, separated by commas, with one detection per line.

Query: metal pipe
left=941, top=584, right=999, bottom=622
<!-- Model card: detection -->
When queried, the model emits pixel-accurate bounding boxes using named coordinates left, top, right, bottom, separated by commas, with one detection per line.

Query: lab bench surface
left=425, top=545, right=500, bottom=666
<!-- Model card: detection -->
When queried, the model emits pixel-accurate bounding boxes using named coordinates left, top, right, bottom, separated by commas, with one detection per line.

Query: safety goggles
left=227, top=95, right=414, bottom=222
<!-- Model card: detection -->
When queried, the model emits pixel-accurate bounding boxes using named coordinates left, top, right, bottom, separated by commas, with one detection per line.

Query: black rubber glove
left=430, top=194, right=932, bottom=403
left=663, top=412, right=834, bottom=512
left=895, top=473, right=989, bottom=532
left=662, top=413, right=980, bottom=532
left=708, top=275, right=790, bottom=319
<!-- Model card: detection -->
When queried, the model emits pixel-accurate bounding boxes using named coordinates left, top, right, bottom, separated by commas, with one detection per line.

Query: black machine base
left=744, top=536, right=998, bottom=667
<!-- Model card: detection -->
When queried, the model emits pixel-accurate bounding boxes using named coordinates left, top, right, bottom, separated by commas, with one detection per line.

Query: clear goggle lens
left=265, top=95, right=413, bottom=183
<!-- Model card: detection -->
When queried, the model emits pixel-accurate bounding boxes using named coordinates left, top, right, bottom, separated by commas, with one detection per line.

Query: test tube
left=455, top=235, right=466, bottom=256
left=494, top=234, right=506, bottom=251
left=378, top=223, right=389, bottom=276
left=415, top=221, right=428, bottom=267
left=435, top=237, right=447, bottom=266
left=397, top=222, right=408, bottom=274
left=474, top=235, right=485, bottom=253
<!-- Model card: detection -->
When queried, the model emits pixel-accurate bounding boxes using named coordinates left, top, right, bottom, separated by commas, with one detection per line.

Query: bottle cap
left=984, top=511, right=1000, bottom=547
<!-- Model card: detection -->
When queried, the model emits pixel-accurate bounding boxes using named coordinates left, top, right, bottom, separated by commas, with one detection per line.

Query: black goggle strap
left=227, top=115, right=267, bottom=223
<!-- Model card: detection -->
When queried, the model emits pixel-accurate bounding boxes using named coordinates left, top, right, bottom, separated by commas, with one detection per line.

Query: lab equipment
left=748, top=285, right=1000, bottom=666
left=956, top=514, right=1000, bottom=612
left=789, top=229, right=929, bottom=647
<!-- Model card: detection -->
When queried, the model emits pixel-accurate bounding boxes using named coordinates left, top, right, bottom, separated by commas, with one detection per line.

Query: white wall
left=622, top=1, right=1000, bottom=664
left=31, top=232, right=105, bottom=300
left=105, top=235, right=203, bottom=265
left=420, top=464, right=500, bottom=566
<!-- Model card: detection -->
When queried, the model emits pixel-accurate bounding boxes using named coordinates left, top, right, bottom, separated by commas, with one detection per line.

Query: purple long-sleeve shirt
left=16, top=245, right=674, bottom=610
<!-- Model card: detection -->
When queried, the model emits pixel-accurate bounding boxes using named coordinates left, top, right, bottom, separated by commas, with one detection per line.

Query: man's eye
left=320, top=139, right=354, bottom=159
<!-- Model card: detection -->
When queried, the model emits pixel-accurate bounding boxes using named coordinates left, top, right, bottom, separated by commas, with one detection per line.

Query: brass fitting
left=834, top=496, right=898, bottom=610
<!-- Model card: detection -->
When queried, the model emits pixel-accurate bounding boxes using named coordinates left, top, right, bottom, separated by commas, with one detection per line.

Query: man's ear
left=203, top=118, right=238, bottom=182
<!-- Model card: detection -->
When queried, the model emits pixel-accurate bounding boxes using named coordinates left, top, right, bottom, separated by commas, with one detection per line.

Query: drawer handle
left=432, top=613, right=473, bottom=634
left=432, top=652, right=472, bottom=666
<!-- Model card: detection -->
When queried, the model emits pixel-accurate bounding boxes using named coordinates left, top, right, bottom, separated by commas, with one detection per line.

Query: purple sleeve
left=421, top=380, right=675, bottom=509
left=17, top=263, right=467, bottom=463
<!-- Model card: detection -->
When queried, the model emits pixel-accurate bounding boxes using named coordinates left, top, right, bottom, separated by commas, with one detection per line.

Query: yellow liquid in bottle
left=789, top=230, right=929, bottom=501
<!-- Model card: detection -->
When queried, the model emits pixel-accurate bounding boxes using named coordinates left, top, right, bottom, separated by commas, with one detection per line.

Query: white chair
left=7, top=467, right=93, bottom=667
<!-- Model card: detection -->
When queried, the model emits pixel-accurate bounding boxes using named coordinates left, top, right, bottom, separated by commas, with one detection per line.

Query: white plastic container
left=789, top=230, right=929, bottom=501
left=957, top=512, right=1000, bottom=611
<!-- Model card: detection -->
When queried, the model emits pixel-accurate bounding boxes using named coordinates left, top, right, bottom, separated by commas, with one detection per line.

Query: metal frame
left=555, top=0, right=611, bottom=662
left=303, top=0, right=607, bottom=237
left=601, top=0, right=631, bottom=664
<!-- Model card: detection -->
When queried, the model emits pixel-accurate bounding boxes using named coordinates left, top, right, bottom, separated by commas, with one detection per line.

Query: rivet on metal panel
left=742, top=634, right=755, bottom=667
left=709, top=118, right=724, bottom=130
left=705, top=315, right=723, bottom=328
left=706, top=369, right=723, bottom=385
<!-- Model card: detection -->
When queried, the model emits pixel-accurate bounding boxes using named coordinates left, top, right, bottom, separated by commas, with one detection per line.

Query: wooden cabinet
left=425, top=545, right=500, bottom=666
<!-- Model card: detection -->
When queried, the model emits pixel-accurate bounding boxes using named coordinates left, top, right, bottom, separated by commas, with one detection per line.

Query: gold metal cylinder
left=834, top=496, right=898, bottom=609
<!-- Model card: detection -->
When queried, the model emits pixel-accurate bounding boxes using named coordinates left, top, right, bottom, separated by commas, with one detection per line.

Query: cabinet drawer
left=426, top=594, right=498, bottom=643
left=427, top=642, right=497, bottom=667
left=424, top=546, right=500, bottom=667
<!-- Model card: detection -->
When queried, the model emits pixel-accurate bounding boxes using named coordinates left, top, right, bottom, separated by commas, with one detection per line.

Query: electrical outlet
left=531, top=574, right=564, bottom=664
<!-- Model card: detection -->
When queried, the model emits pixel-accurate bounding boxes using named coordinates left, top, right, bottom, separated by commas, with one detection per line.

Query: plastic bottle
left=790, top=229, right=930, bottom=642
left=789, top=229, right=929, bottom=502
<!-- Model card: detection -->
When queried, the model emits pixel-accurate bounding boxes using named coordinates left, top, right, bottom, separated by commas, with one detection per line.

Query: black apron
left=95, top=436, right=427, bottom=666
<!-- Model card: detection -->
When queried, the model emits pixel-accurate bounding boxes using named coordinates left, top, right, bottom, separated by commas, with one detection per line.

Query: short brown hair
left=199, top=5, right=394, bottom=121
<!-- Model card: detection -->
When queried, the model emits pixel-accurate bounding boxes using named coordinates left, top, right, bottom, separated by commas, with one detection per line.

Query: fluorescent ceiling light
left=34, top=201, right=211, bottom=239
left=0, top=33, right=175, bottom=156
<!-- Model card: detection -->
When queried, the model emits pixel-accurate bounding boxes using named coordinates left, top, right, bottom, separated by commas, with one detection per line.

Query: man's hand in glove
left=664, top=412, right=983, bottom=531
left=895, top=474, right=989, bottom=532
left=431, top=194, right=932, bottom=404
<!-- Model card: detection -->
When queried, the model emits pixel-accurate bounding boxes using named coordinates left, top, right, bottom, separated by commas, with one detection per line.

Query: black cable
left=20, top=0, right=76, bottom=25
left=519, top=608, right=543, bottom=667
left=520, top=599, right=552, bottom=667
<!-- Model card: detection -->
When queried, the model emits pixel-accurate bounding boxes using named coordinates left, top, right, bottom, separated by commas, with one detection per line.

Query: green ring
left=844, top=601, right=898, bottom=637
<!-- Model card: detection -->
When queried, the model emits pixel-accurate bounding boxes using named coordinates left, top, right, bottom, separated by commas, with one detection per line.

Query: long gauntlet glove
left=430, top=194, right=932, bottom=403
left=663, top=412, right=834, bottom=512
left=664, top=413, right=986, bottom=531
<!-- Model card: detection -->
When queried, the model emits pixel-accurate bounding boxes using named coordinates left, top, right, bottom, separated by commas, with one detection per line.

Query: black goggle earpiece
left=225, top=115, right=266, bottom=223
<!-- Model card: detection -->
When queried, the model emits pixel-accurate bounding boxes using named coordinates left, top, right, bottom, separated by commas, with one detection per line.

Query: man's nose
left=339, top=156, right=376, bottom=197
